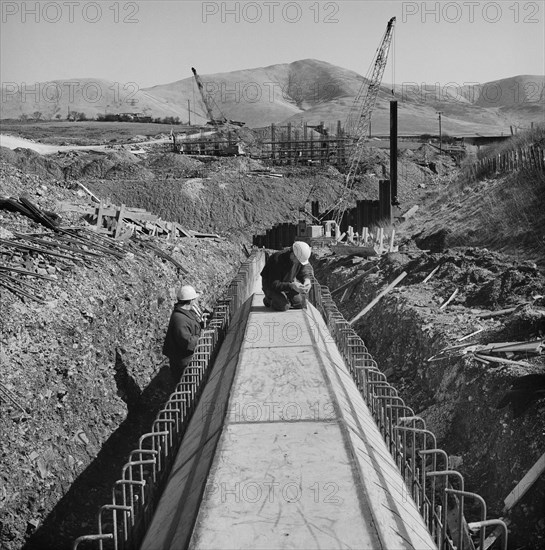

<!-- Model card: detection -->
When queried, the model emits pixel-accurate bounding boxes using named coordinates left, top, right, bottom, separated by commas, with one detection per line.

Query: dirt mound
left=148, top=152, right=204, bottom=178
left=401, top=166, right=545, bottom=266
left=414, top=228, right=452, bottom=252
left=0, top=146, right=63, bottom=180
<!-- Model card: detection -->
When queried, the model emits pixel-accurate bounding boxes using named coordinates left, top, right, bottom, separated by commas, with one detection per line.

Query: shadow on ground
left=23, top=362, right=177, bottom=550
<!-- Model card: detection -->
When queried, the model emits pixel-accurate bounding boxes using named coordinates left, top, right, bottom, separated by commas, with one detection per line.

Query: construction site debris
left=349, top=271, right=407, bottom=325
left=422, top=265, right=440, bottom=283
left=400, top=205, right=419, bottom=222
left=439, top=288, right=459, bottom=310
left=0, top=380, right=27, bottom=414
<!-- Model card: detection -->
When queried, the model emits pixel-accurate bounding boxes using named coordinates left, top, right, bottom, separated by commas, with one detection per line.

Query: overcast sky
left=1, top=0, right=544, bottom=89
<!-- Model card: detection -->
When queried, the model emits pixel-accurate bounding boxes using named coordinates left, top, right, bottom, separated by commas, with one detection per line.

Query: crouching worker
left=162, top=285, right=204, bottom=382
left=261, top=241, right=313, bottom=311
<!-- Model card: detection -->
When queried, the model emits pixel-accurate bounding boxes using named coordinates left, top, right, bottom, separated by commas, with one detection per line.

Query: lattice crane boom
left=191, top=67, right=227, bottom=129
left=332, top=17, right=396, bottom=227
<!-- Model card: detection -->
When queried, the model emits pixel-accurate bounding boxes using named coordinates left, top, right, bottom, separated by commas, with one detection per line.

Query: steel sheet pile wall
left=308, top=280, right=508, bottom=550
left=252, top=195, right=392, bottom=249
left=73, top=252, right=265, bottom=550
left=252, top=222, right=297, bottom=250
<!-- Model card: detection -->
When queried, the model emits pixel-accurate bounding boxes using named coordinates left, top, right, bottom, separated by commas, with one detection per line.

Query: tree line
left=17, top=112, right=184, bottom=124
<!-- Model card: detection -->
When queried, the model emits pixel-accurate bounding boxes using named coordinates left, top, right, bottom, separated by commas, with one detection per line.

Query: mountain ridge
left=1, top=59, right=543, bottom=134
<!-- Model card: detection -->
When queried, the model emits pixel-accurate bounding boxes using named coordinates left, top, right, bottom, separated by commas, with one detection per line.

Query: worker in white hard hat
left=260, top=241, right=313, bottom=311
left=162, top=285, right=204, bottom=381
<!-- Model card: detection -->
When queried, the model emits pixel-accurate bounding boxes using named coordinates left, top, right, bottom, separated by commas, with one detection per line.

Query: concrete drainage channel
left=74, top=251, right=507, bottom=550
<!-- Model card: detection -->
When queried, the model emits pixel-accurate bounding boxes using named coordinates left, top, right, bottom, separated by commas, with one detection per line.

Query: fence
left=466, top=145, right=545, bottom=181
left=72, top=251, right=265, bottom=550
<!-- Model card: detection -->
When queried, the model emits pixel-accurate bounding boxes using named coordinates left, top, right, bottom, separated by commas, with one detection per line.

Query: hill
left=0, top=78, right=183, bottom=122
left=2, top=61, right=543, bottom=134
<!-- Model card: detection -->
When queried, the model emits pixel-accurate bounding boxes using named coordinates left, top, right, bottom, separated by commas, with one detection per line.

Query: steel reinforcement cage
left=73, top=251, right=264, bottom=550
left=307, top=279, right=508, bottom=550
left=73, top=254, right=508, bottom=550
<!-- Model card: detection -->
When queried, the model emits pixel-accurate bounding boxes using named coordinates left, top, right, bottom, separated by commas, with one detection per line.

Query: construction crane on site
left=329, top=16, right=396, bottom=228
left=191, top=67, right=245, bottom=130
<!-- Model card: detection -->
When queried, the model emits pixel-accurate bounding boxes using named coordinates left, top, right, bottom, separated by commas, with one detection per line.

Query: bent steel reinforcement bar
left=308, top=277, right=508, bottom=550
left=73, top=251, right=265, bottom=550
left=74, top=258, right=507, bottom=550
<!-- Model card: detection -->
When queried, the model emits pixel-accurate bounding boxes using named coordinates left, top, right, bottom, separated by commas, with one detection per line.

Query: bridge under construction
left=74, top=252, right=507, bottom=550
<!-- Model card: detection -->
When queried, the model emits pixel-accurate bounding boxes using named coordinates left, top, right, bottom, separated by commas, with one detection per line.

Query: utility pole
left=187, top=99, right=191, bottom=125
left=438, top=111, right=443, bottom=153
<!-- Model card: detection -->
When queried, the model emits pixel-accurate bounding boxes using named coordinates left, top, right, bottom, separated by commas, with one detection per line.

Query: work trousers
left=262, top=279, right=303, bottom=311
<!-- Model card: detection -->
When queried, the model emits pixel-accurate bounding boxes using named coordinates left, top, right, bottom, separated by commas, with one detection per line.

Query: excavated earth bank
left=313, top=246, right=545, bottom=549
left=0, top=160, right=244, bottom=549
left=2, top=139, right=542, bottom=549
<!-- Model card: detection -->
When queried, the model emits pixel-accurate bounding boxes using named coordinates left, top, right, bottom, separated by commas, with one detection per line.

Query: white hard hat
left=292, top=241, right=311, bottom=265
left=177, top=285, right=200, bottom=301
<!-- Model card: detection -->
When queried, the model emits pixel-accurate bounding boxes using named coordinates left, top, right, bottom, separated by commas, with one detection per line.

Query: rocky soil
left=313, top=243, right=545, bottom=549
left=2, top=134, right=541, bottom=549
left=0, top=140, right=455, bottom=239
left=0, top=159, right=244, bottom=549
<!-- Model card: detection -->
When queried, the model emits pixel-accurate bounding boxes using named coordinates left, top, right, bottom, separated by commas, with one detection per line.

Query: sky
left=1, top=0, right=544, bottom=89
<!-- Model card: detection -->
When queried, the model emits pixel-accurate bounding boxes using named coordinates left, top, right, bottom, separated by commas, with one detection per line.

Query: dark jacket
left=162, top=304, right=201, bottom=361
left=260, top=248, right=313, bottom=292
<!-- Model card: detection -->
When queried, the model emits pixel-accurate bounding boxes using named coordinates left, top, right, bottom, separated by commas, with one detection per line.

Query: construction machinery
left=191, top=67, right=245, bottom=129
left=329, top=16, right=396, bottom=229
left=296, top=17, right=396, bottom=247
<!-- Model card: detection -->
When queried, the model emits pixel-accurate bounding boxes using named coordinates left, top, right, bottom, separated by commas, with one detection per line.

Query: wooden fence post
left=95, top=201, right=104, bottom=232
left=114, top=204, right=125, bottom=238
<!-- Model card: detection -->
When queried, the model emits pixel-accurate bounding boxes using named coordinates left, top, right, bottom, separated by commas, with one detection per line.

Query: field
left=0, top=120, right=193, bottom=145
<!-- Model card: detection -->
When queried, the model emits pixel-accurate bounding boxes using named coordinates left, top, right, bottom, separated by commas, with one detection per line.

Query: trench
left=313, top=257, right=545, bottom=550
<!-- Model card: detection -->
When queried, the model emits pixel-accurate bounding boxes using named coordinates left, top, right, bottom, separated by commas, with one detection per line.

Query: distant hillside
left=0, top=77, right=183, bottom=122
left=1, top=61, right=543, bottom=135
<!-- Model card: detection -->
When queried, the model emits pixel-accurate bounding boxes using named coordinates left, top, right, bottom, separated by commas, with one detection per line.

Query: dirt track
left=0, top=132, right=215, bottom=156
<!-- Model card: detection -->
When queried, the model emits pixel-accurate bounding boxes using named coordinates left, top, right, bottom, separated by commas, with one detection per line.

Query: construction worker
left=162, top=285, right=204, bottom=381
left=261, top=241, right=313, bottom=311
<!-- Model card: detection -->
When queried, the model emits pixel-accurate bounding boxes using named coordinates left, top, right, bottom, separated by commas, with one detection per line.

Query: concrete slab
left=190, top=421, right=381, bottom=550
left=245, top=295, right=316, bottom=349
left=304, top=303, right=436, bottom=550
left=143, top=268, right=436, bottom=550
left=227, top=345, right=334, bottom=423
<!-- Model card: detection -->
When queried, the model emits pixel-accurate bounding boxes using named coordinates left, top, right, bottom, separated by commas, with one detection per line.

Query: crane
left=191, top=67, right=245, bottom=129
left=191, top=67, right=227, bottom=129
left=330, top=17, right=396, bottom=228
